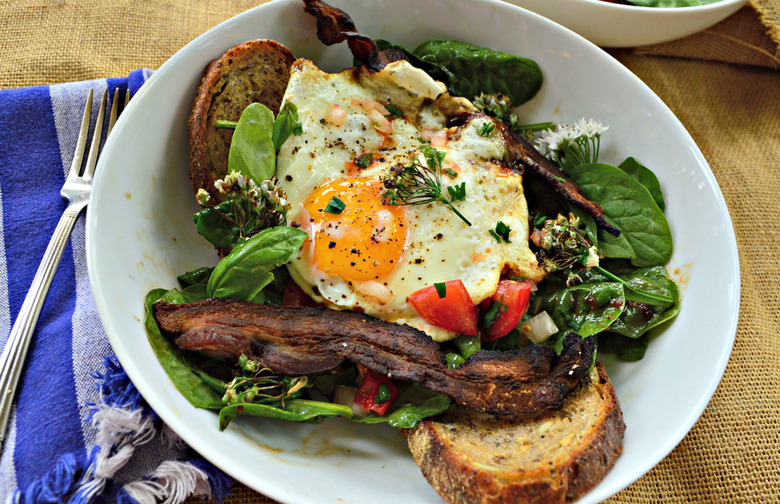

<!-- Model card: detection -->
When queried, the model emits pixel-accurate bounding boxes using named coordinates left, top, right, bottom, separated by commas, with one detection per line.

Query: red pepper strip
left=407, top=280, right=478, bottom=337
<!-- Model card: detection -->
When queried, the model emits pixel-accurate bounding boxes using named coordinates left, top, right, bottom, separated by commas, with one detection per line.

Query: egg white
left=276, top=59, right=543, bottom=341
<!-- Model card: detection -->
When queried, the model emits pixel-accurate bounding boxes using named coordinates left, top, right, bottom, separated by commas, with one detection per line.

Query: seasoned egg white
left=276, top=59, right=543, bottom=342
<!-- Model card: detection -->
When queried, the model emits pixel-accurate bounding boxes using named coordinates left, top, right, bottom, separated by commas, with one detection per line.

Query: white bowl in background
left=506, top=0, right=749, bottom=47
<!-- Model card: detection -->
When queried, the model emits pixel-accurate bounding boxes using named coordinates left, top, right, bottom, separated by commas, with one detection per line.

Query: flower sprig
left=223, top=355, right=309, bottom=406
left=381, top=146, right=472, bottom=226
left=533, top=118, right=608, bottom=171
left=533, top=213, right=599, bottom=281
left=197, top=171, right=289, bottom=241
left=533, top=213, right=673, bottom=304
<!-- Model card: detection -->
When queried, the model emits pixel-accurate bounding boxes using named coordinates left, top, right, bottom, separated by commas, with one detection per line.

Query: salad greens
left=622, top=0, right=722, bottom=7
left=145, top=35, right=681, bottom=430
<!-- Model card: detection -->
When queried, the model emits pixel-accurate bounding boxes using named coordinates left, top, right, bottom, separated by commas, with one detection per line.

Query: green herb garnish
left=489, top=221, right=512, bottom=243
left=375, top=383, right=391, bottom=404
left=386, top=104, right=404, bottom=118
left=324, top=196, right=346, bottom=215
left=381, top=146, right=472, bottom=226
left=356, top=153, right=373, bottom=168
left=447, top=182, right=467, bottom=202
left=434, top=282, right=447, bottom=298
left=479, top=122, right=495, bottom=136
left=482, top=300, right=507, bottom=329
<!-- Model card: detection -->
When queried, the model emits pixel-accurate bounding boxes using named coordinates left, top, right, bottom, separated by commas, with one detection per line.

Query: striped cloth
left=0, top=71, right=230, bottom=504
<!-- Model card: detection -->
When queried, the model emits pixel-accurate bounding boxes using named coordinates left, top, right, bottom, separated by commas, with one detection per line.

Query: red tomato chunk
left=408, top=280, right=479, bottom=337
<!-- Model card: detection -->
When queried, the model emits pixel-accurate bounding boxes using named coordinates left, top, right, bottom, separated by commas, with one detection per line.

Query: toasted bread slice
left=406, top=362, right=624, bottom=504
left=188, top=39, right=296, bottom=201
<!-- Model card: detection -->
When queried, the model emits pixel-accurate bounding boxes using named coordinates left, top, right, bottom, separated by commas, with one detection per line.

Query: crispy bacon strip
left=154, top=298, right=594, bottom=415
left=302, top=0, right=406, bottom=71
left=508, top=130, right=622, bottom=236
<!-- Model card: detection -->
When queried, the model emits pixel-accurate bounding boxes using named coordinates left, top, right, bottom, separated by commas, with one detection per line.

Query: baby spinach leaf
left=618, top=157, right=665, bottom=212
left=534, top=282, right=626, bottom=353
left=566, top=163, right=672, bottom=267
left=193, top=200, right=241, bottom=250
left=228, top=102, right=275, bottom=184
left=272, top=101, right=301, bottom=152
left=219, top=399, right=354, bottom=430
left=598, top=333, right=649, bottom=361
left=412, top=40, right=543, bottom=105
left=177, top=267, right=214, bottom=288
left=356, top=385, right=450, bottom=428
left=596, top=214, right=636, bottom=260
left=207, top=226, right=307, bottom=302
left=374, top=40, right=458, bottom=87
left=627, top=0, right=717, bottom=6
left=607, top=266, right=681, bottom=338
left=144, top=289, right=224, bottom=410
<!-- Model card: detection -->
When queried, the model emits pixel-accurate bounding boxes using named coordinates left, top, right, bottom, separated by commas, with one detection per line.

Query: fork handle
left=0, top=206, right=84, bottom=445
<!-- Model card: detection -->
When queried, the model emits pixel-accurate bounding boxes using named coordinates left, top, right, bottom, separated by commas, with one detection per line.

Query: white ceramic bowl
left=506, top=0, right=748, bottom=47
left=87, top=0, right=739, bottom=502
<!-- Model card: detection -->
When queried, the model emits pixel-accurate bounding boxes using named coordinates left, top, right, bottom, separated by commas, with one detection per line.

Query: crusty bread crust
left=406, top=362, right=625, bottom=504
left=188, top=39, right=295, bottom=201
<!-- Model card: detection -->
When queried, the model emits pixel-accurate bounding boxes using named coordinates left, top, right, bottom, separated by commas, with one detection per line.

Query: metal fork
left=0, top=88, right=125, bottom=445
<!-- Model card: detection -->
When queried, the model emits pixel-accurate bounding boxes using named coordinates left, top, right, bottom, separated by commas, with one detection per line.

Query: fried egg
left=276, top=59, right=543, bottom=342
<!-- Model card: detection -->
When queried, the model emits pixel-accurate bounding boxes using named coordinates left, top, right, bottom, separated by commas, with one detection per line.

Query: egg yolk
left=303, top=177, right=407, bottom=282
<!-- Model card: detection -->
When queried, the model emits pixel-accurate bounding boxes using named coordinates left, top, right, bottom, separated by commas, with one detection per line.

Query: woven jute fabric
left=1, top=1, right=777, bottom=503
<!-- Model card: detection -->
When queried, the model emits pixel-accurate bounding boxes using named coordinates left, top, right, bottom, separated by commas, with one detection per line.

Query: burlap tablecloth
left=1, top=0, right=777, bottom=502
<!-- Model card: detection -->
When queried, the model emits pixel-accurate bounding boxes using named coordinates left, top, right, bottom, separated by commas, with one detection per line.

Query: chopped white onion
left=518, top=311, right=558, bottom=344
left=333, top=385, right=369, bottom=418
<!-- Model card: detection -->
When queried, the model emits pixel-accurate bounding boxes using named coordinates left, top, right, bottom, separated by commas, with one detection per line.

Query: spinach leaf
left=618, top=157, right=665, bottom=212
left=356, top=385, right=450, bottom=428
left=597, top=214, right=636, bottom=260
left=144, top=289, right=224, bottom=409
left=412, top=40, right=543, bottom=105
left=228, top=102, right=276, bottom=184
left=598, top=333, right=649, bottom=361
left=565, top=163, right=672, bottom=267
left=534, top=282, right=626, bottom=352
left=177, top=267, right=213, bottom=288
left=607, top=266, right=681, bottom=338
left=219, top=399, right=354, bottom=430
left=272, top=101, right=302, bottom=152
left=193, top=200, right=241, bottom=250
left=217, top=386, right=450, bottom=430
left=374, top=40, right=458, bottom=87
left=627, top=0, right=714, bottom=6
left=207, top=226, right=307, bottom=302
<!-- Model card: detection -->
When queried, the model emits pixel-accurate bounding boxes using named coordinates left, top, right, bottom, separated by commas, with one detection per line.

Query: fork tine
left=82, top=90, right=108, bottom=179
left=107, top=88, right=121, bottom=135
left=68, top=89, right=94, bottom=178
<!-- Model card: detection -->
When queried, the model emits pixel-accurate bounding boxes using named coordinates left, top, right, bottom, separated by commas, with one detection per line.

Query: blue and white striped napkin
left=0, top=71, right=231, bottom=504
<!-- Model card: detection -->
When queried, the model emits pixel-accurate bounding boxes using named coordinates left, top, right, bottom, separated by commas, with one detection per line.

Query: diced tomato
left=408, top=280, right=478, bottom=337
left=482, top=280, right=533, bottom=342
left=282, top=280, right=318, bottom=307
left=353, top=368, right=399, bottom=415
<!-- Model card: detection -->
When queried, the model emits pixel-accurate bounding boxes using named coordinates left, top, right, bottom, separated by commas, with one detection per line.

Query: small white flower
left=574, top=118, right=608, bottom=139
left=585, top=245, right=600, bottom=268
left=195, top=188, right=210, bottom=206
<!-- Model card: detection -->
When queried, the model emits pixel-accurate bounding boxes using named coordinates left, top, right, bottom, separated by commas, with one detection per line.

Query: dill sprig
left=223, top=355, right=309, bottom=406
left=381, top=146, right=472, bottom=226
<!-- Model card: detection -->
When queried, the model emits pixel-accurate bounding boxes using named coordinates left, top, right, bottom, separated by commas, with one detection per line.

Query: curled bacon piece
left=508, top=131, right=622, bottom=236
left=302, top=0, right=406, bottom=71
left=154, top=298, right=594, bottom=415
